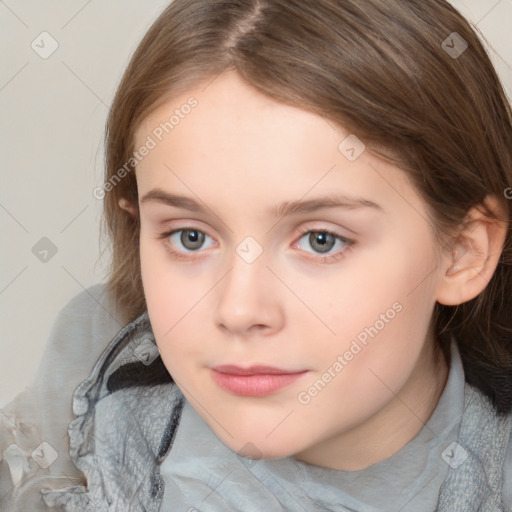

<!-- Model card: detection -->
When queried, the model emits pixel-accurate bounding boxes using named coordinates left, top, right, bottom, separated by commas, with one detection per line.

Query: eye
left=166, top=229, right=216, bottom=252
left=296, top=229, right=352, bottom=258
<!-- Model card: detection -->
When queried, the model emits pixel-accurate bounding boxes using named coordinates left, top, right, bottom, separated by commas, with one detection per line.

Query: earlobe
left=436, top=196, right=508, bottom=306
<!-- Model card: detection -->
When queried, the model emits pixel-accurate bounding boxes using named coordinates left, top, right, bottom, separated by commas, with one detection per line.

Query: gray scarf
left=41, top=313, right=511, bottom=511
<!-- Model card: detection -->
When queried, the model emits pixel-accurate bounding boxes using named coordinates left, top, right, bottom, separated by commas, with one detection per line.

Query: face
left=135, top=71, right=449, bottom=470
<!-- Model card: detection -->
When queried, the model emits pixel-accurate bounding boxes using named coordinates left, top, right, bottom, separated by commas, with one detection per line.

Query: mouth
left=210, top=365, right=308, bottom=397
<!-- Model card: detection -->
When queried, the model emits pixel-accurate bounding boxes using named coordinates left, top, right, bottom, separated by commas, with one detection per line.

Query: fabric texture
left=41, top=313, right=184, bottom=511
left=0, top=284, right=124, bottom=510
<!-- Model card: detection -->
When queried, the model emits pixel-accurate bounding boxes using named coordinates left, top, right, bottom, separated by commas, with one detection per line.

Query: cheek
left=140, top=234, right=169, bottom=320
left=139, top=233, right=213, bottom=373
left=140, top=234, right=186, bottom=337
left=311, top=237, right=439, bottom=393
left=314, top=234, right=438, bottom=341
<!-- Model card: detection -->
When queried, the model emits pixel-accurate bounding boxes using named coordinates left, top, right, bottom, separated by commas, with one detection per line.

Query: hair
left=102, top=0, right=512, bottom=413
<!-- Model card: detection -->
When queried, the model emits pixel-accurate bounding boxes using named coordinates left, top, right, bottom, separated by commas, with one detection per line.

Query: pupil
left=310, top=232, right=335, bottom=253
left=181, top=230, right=204, bottom=250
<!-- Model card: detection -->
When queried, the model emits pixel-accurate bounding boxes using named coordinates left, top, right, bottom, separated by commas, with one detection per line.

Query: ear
left=436, top=196, right=508, bottom=306
left=119, top=197, right=139, bottom=220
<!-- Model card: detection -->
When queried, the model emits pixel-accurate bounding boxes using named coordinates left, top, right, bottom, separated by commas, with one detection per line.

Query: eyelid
left=157, top=225, right=213, bottom=240
left=295, top=224, right=355, bottom=246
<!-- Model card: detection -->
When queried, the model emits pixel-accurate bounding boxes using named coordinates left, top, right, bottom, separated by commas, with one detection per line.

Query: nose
left=214, top=250, right=285, bottom=338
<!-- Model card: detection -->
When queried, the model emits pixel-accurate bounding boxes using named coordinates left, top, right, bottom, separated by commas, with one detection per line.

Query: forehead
left=135, top=70, right=342, bottom=158
left=133, top=71, right=427, bottom=226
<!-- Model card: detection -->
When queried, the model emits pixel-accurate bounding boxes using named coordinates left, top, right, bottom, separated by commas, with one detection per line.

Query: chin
left=217, top=429, right=306, bottom=461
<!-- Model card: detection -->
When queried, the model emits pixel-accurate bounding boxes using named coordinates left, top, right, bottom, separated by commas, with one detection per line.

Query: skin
left=130, top=70, right=492, bottom=471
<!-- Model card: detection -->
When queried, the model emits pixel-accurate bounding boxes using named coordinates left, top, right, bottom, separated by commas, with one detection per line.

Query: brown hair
left=102, top=0, right=512, bottom=413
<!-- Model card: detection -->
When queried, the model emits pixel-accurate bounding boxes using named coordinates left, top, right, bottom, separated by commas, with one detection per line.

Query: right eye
left=164, top=229, right=216, bottom=253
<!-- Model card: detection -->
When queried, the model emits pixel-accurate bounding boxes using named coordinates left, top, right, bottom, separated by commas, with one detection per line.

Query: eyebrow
left=140, top=188, right=383, bottom=217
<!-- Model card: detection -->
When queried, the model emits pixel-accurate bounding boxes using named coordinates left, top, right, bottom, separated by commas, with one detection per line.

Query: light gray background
left=1, top=0, right=511, bottom=407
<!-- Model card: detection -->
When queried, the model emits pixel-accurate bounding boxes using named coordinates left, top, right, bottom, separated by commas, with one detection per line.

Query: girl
left=2, top=0, right=512, bottom=510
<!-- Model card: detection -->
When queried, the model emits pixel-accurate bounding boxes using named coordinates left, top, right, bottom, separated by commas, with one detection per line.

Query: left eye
left=297, top=231, right=349, bottom=255
left=168, top=229, right=215, bottom=252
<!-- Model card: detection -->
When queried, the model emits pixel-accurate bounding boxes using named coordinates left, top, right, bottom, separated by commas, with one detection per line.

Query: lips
left=210, top=365, right=308, bottom=397
left=213, top=364, right=303, bottom=376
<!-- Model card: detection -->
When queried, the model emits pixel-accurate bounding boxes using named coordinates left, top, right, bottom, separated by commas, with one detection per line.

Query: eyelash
left=157, top=226, right=355, bottom=263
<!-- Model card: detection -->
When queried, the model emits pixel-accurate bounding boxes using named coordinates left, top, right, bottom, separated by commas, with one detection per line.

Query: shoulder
left=5, top=283, right=122, bottom=398
left=462, top=384, right=512, bottom=508
left=0, top=283, right=129, bottom=509
left=2, top=282, right=125, bottom=415
left=463, top=385, right=512, bottom=509
left=29, top=282, right=127, bottom=399
left=503, top=419, right=512, bottom=508
left=437, top=384, right=512, bottom=510
left=41, top=282, right=125, bottom=354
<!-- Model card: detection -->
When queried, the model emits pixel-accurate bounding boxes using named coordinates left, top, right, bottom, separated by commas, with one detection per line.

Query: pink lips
left=211, top=365, right=308, bottom=397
